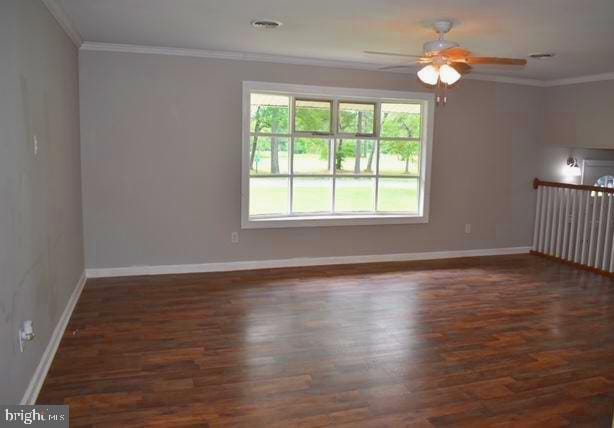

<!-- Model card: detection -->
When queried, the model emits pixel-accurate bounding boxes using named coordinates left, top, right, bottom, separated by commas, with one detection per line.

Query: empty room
left=4, top=0, right=614, bottom=426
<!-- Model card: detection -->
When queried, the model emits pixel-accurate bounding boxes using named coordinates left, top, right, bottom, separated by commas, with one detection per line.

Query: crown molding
left=41, top=0, right=82, bottom=47
left=81, top=42, right=614, bottom=88
left=80, top=42, right=386, bottom=72
left=81, top=42, right=549, bottom=87
left=544, top=72, right=614, bottom=87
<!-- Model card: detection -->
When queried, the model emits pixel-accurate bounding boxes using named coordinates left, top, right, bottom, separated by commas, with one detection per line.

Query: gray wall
left=80, top=51, right=544, bottom=269
left=539, top=80, right=614, bottom=183
left=0, top=0, right=83, bottom=403
left=544, top=80, right=614, bottom=150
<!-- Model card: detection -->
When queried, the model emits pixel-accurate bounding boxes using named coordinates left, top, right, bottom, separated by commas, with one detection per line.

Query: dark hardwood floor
left=38, top=255, right=614, bottom=427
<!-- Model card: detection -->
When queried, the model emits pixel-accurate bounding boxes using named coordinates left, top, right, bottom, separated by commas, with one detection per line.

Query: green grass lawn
left=250, top=177, right=418, bottom=216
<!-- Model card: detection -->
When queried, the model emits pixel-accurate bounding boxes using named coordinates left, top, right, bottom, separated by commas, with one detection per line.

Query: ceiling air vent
left=251, top=20, right=282, bottom=29
left=529, top=53, right=555, bottom=59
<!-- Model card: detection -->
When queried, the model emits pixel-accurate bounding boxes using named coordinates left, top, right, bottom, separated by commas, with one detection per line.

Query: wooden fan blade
left=466, top=57, right=527, bottom=66
left=450, top=61, right=472, bottom=74
left=440, top=47, right=472, bottom=59
left=364, top=50, right=423, bottom=58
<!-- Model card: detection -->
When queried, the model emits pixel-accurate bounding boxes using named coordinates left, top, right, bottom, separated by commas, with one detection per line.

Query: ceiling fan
left=365, top=20, right=527, bottom=105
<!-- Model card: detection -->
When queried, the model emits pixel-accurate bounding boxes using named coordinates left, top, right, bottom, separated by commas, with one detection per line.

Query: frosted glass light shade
left=417, top=65, right=439, bottom=85
left=565, top=165, right=582, bottom=177
left=439, top=64, right=461, bottom=85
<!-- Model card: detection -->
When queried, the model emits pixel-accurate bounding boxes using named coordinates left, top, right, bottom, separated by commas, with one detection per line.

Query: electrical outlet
left=18, top=320, right=35, bottom=352
left=33, top=135, right=39, bottom=156
left=465, top=224, right=471, bottom=234
left=231, top=231, right=239, bottom=243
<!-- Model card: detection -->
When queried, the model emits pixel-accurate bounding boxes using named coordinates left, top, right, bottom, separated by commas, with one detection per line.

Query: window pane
left=380, top=103, right=421, bottom=138
left=295, top=99, right=332, bottom=133
left=335, top=178, right=375, bottom=212
left=250, top=93, right=289, bottom=134
left=249, top=177, right=289, bottom=216
left=379, top=141, right=420, bottom=176
left=292, top=177, right=332, bottom=213
left=338, top=102, right=375, bottom=135
left=335, top=140, right=376, bottom=175
left=249, top=137, right=289, bottom=175
left=293, top=138, right=331, bottom=174
left=377, top=178, right=419, bottom=213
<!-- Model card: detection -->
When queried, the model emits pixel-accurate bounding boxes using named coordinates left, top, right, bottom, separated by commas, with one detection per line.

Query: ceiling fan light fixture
left=439, top=64, right=461, bottom=85
left=417, top=65, right=439, bottom=85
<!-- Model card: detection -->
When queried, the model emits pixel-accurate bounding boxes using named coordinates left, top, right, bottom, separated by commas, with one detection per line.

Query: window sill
left=242, top=213, right=428, bottom=229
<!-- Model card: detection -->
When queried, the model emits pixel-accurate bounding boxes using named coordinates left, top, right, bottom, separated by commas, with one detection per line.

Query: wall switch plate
left=231, top=232, right=239, bottom=243
left=465, top=224, right=471, bottom=234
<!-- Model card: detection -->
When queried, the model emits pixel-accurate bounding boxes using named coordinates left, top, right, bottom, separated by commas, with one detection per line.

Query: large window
left=242, top=82, right=434, bottom=228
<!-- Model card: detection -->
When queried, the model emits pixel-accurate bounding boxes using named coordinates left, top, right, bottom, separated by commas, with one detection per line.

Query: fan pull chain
left=434, top=81, right=448, bottom=106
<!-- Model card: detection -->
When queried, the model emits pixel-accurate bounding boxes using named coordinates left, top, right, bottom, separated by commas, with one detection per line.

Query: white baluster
left=567, top=189, right=577, bottom=261
left=561, top=189, right=570, bottom=260
left=557, top=188, right=564, bottom=256
left=588, top=192, right=598, bottom=266
left=594, top=193, right=607, bottom=268
left=543, top=187, right=554, bottom=254
left=574, top=190, right=584, bottom=263
left=556, top=188, right=564, bottom=255
left=602, top=194, right=612, bottom=271
left=581, top=191, right=591, bottom=264
left=532, top=186, right=542, bottom=251
left=550, top=188, right=559, bottom=256
left=555, top=189, right=565, bottom=257
left=538, top=186, right=547, bottom=253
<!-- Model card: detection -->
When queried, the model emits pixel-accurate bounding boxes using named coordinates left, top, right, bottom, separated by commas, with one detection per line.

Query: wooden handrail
left=533, top=178, right=614, bottom=195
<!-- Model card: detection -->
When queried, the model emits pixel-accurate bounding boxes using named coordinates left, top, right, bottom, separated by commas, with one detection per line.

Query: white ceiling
left=59, top=0, right=614, bottom=81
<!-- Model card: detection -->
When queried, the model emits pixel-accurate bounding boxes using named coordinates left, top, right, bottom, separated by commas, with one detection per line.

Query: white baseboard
left=20, top=271, right=87, bottom=405
left=86, top=246, right=531, bottom=278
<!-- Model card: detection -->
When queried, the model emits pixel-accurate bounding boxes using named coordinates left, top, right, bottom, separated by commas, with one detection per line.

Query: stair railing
left=532, top=178, right=614, bottom=276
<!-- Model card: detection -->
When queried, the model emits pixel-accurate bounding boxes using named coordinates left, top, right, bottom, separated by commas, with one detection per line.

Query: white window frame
left=582, top=159, right=614, bottom=185
left=241, top=81, right=435, bottom=229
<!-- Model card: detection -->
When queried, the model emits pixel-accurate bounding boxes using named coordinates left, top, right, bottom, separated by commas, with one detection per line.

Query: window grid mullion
left=332, top=138, right=337, bottom=213
left=333, top=100, right=339, bottom=213
left=376, top=137, right=421, bottom=142
left=250, top=132, right=292, bottom=138
left=249, top=89, right=425, bottom=221
left=374, top=100, right=381, bottom=138
left=289, top=95, right=295, bottom=214
left=375, top=101, right=382, bottom=212
left=376, top=141, right=382, bottom=213
left=249, top=174, right=420, bottom=179
left=332, top=99, right=339, bottom=139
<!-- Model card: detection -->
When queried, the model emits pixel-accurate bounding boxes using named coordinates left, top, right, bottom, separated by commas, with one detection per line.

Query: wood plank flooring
left=38, top=255, right=614, bottom=427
